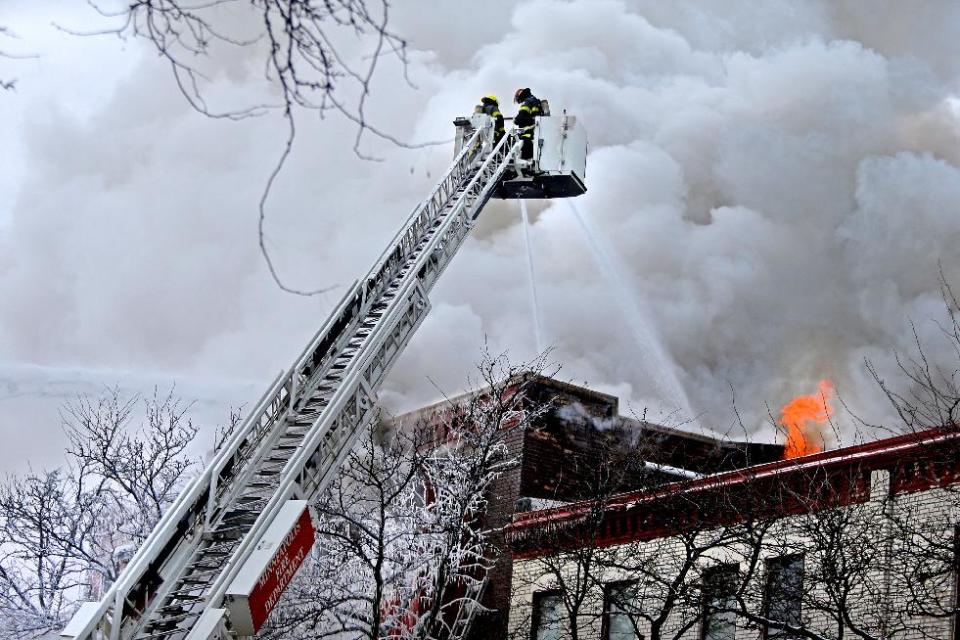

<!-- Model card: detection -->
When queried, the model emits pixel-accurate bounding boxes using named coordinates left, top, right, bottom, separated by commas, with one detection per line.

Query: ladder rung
left=180, top=565, right=223, bottom=578
left=124, top=142, right=497, bottom=639
left=139, top=627, right=182, bottom=638
left=145, top=609, right=199, bottom=629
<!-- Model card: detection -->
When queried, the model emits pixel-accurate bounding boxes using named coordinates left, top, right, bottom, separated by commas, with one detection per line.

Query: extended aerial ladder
left=62, top=110, right=587, bottom=640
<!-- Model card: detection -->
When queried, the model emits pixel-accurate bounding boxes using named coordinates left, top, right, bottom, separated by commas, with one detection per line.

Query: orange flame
left=781, top=380, right=833, bottom=459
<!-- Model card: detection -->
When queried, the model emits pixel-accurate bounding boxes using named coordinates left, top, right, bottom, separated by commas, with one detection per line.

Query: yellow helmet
left=483, top=94, right=499, bottom=104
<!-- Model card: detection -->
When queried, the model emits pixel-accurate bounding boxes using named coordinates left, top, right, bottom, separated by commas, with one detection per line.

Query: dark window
left=532, top=590, right=564, bottom=640
left=603, top=581, right=642, bottom=640
left=701, top=564, right=739, bottom=640
left=764, top=555, right=804, bottom=639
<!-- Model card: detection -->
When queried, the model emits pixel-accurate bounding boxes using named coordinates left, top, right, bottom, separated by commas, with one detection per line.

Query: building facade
left=392, top=375, right=783, bottom=640
left=506, top=428, right=960, bottom=640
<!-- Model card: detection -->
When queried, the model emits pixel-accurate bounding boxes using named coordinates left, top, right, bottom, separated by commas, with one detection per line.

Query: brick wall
left=459, top=376, right=785, bottom=639
left=508, top=461, right=960, bottom=640
left=467, top=426, right=526, bottom=640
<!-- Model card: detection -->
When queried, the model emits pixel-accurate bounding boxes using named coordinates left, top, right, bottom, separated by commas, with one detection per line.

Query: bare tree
left=864, top=270, right=960, bottom=434
left=213, top=404, right=246, bottom=452
left=63, top=387, right=198, bottom=536
left=789, top=491, right=894, bottom=639
left=506, top=429, right=717, bottom=640
left=6, top=2, right=447, bottom=293
left=879, top=450, right=960, bottom=639
left=75, top=1, right=408, bottom=133
left=0, top=469, right=103, bottom=638
left=262, top=423, right=430, bottom=639
left=0, top=387, right=201, bottom=639
left=0, top=353, right=556, bottom=640
left=262, top=354, right=551, bottom=640
left=695, top=468, right=885, bottom=640
left=0, top=26, right=17, bottom=91
left=507, top=503, right=611, bottom=640
left=0, top=25, right=35, bottom=91
left=507, top=449, right=946, bottom=640
left=58, top=0, right=445, bottom=296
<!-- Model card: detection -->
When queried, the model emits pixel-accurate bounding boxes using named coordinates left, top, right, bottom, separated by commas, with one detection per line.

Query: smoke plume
left=2, top=0, right=960, bottom=468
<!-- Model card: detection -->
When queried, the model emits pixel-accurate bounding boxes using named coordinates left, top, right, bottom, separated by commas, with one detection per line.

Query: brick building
left=392, top=375, right=783, bottom=640
left=506, top=427, right=960, bottom=640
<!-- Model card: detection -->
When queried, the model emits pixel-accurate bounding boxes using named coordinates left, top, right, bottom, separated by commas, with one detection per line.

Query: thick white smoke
left=391, top=0, right=960, bottom=440
left=2, top=0, right=960, bottom=469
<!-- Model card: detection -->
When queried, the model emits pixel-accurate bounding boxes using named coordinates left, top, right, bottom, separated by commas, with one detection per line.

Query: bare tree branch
left=262, top=353, right=553, bottom=639
left=0, top=25, right=38, bottom=92
left=55, top=1, right=451, bottom=296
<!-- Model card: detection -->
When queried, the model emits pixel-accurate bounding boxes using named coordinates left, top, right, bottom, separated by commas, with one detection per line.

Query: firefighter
left=513, top=87, right=542, bottom=160
left=480, top=94, right=505, bottom=144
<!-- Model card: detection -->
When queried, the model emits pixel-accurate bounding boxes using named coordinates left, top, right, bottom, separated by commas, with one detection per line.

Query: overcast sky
left=2, top=0, right=960, bottom=472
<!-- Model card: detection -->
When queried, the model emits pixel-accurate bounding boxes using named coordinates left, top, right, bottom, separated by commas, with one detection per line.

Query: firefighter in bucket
left=513, top=87, right=543, bottom=160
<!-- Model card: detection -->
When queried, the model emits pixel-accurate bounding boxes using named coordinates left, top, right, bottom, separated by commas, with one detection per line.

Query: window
left=701, top=564, right=739, bottom=640
left=764, top=555, right=804, bottom=639
left=532, top=590, right=564, bottom=640
left=603, top=581, right=642, bottom=640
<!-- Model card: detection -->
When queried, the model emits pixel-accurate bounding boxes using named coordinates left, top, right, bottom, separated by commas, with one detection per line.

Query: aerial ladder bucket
left=62, top=111, right=587, bottom=640
left=454, top=112, right=588, bottom=199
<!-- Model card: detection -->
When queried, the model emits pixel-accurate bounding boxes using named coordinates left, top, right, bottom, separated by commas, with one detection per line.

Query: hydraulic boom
left=63, top=112, right=587, bottom=640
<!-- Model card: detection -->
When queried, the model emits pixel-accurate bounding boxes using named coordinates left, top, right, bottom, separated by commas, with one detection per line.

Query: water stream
left=519, top=200, right=546, bottom=354
left=566, top=201, right=698, bottom=425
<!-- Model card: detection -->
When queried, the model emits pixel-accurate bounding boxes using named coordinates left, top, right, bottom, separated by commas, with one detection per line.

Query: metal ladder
left=448, top=578, right=488, bottom=640
left=68, top=118, right=522, bottom=640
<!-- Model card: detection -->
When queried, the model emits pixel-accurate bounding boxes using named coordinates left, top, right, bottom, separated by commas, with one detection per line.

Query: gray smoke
left=2, top=0, right=960, bottom=469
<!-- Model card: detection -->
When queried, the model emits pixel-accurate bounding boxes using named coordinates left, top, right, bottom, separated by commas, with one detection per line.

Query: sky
left=2, top=0, right=960, bottom=472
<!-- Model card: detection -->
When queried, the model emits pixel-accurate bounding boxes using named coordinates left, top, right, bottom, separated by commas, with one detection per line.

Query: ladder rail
left=205, top=133, right=523, bottom=613
left=290, top=129, right=487, bottom=409
left=125, top=370, right=306, bottom=638
left=367, top=127, right=486, bottom=280
left=70, top=120, right=516, bottom=640
left=91, top=123, right=485, bottom=636
left=67, top=371, right=288, bottom=640
left=287, top=279, right=360, bottom=396
left=294, top=125, right=484, bottom=375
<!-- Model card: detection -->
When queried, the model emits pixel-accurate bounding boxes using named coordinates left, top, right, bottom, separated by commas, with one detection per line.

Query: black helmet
left=514, top=87, right=531, bottom=103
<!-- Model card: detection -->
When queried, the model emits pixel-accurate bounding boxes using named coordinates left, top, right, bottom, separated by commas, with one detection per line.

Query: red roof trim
left=508, top=426, right=960, bottom=534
